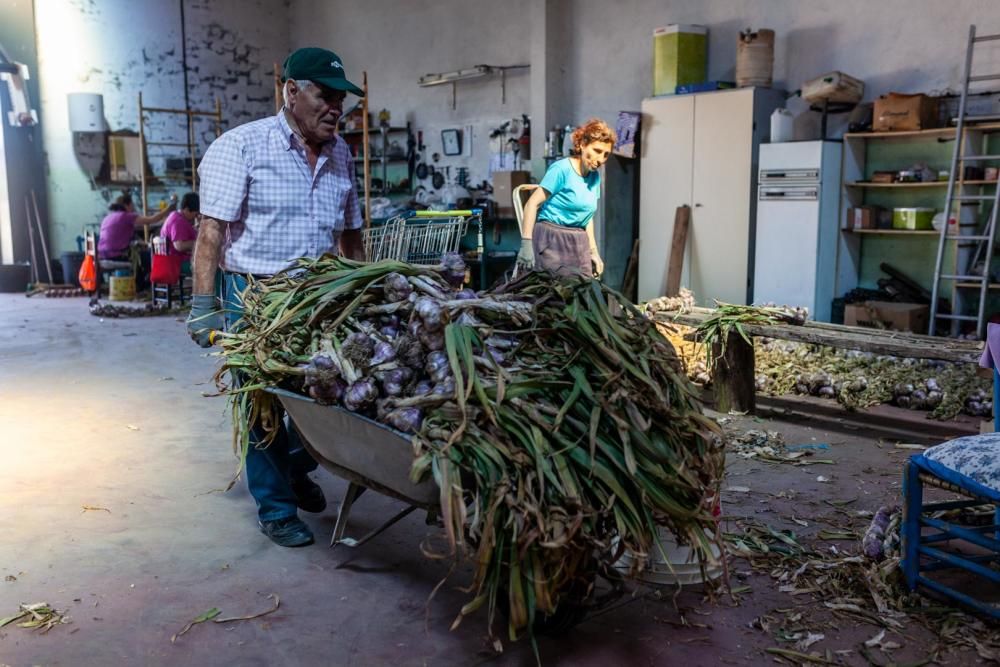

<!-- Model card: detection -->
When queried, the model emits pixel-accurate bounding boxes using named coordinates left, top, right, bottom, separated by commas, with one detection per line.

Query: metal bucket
left=109, top=273, right=135, bottom=301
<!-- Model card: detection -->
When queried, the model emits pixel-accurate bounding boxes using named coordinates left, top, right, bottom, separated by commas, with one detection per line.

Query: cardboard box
left=108, top=133, right=142, bottom=182
left=846, top=205, right=882, bottom=230
left=873, top=93, right=939, bottom=132
left=843, top=301, right=929, bottom=332
left=492, top=171, right=531, bottom=216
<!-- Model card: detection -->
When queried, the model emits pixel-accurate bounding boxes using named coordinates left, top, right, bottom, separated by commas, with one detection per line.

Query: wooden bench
left=652, top=307, right=984, bottom=413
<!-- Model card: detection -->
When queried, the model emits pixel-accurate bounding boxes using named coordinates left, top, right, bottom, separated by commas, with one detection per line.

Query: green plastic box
left=653, top=25, right=708, bottom=97
left=892, top=207, right=935, bottom=230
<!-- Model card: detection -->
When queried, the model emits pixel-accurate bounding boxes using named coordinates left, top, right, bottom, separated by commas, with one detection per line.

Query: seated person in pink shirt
left=98, top=193, right=173, bottom=260
left=97, top=193, right=173, bottom=290
left=160, top=192, right=199, bottom=263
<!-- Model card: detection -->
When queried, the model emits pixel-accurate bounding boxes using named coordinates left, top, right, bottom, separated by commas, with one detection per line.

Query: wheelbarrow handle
left=208, top=330, right=233, bottom=346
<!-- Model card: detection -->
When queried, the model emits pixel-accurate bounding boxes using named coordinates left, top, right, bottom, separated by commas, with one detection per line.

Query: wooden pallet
left=653, top=307, right=984, bottom=413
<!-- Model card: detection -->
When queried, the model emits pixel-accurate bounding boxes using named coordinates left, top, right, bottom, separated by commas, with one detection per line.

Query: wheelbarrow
left=267, top=386, right=626, bottom=635
left=267, top=386, right=438, bottom=549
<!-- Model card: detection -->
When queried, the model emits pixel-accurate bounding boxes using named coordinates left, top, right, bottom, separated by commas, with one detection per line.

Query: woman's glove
left=517, top=238, right=534, bottom=267
left=590, top=248, right=604, bottom=277
left=186, top=294, right=223, bottom=348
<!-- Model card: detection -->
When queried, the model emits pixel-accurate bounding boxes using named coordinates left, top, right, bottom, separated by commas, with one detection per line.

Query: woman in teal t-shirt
left=518, top=118, right=616, bottom=276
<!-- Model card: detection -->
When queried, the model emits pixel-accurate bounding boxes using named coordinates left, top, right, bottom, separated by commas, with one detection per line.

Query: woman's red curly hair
left=571, top=118, right=617, bottom=153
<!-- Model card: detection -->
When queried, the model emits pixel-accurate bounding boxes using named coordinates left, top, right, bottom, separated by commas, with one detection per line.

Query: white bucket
left=615, top=528, right=724, bottom=586
left=770, top=108, right=794, bottom=142
left=933, top=202, right=980, bottom=233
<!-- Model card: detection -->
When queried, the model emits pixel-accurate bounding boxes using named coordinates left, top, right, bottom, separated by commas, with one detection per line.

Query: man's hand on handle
left=187, top=294, right=223, bottom=348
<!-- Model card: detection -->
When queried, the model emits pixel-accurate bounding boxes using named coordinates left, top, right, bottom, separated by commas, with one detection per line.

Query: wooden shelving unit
left=846, top=179, right=997, bottom=188
left=339, top=122, right=413, bottom=196
left=839, top=120, right=1000, bottom=330
left=340, top=126, right=408, bottom=136
left=844, top=122, right=1000, bottom=140
left=848, top=229, right=939, bottom=235
left=137, top=92, right=223, bottom=216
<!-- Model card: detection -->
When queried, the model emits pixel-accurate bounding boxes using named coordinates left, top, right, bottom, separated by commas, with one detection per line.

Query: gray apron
left=532, top=220, right=591, bottom=276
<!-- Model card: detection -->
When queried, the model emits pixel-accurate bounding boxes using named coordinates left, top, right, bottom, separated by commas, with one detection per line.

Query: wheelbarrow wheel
left=530, top=598, right=590, bottom=637
left=498, top=566, right=597, bottom=637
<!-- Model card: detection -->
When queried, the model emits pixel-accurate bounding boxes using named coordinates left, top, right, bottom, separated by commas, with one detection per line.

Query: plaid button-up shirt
left=198, top=111, right=362, bottom=276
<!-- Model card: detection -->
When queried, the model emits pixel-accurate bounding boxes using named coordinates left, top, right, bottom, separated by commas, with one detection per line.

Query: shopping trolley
left=361, top=215, right=406, bottom=263
left=362, top=209, right=483, bottom=270
left=400, top=210, right=483, bottom=265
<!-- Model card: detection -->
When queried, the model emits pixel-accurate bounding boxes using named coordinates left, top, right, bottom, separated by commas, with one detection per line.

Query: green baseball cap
left=282, top=47, right=364, bottom=97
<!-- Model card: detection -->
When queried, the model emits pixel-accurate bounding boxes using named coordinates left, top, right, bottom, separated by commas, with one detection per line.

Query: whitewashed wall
left=35, top=0, right=289, bottom=254
left=34, top=0, right=1000, bottom=253
left=291, top=0, right=1000, bottom=173
left=563, top=0, right=1000, bottom=137
left=289, top=0, right=533, bottom=199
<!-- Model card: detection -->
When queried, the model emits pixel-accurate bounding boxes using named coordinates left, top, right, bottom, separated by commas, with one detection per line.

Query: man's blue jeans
left=223, top=272, right=318, bottom=522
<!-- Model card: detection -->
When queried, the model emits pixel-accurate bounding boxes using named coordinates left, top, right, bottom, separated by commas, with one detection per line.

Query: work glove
left=591, top=249, right=604, bottom=277
left=516, top=238, right=534, bottom=269
left=187, top=294, right=224, bottom=348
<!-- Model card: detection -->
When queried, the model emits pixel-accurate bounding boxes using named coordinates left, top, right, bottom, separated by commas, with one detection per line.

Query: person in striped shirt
left=186, top=47, right=366, bottom=547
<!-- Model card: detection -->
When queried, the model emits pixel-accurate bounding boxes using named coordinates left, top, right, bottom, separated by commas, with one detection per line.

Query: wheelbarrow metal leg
left=330, top=482, right=417, bottom=549
left=330, top=482, right=365, bottom=548
left=332, top=505, right=418, bottom=549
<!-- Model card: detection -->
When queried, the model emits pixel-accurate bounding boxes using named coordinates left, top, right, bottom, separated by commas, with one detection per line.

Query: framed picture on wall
left=441, top=129, right=462, bottom=156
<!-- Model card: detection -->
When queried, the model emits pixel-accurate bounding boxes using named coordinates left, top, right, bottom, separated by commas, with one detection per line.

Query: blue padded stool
left=902, top=369, right=1000, bottom=619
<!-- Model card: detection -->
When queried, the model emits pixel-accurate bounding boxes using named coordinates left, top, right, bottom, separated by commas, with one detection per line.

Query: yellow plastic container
left=892, top=207, right=935, bottom=230
left=109, top=274, right=136, bottom=301
left=653, top=25, right=708, bottom=96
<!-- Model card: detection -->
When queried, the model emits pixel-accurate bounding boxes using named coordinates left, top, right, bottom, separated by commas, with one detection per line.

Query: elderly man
left=186, top=47, right=365, bottom=547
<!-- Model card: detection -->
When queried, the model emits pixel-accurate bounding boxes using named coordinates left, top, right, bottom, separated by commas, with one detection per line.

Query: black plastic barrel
left=60, top=251, right=86, bottom=287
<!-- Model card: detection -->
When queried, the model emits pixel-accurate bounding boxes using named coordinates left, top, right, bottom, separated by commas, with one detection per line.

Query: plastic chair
left=901, top=367, right=1000, bottom=619
left=512, top=184, right=539, bottom=239
left=510, top=184, right=539, bottom=278
left=83, top=229, right=131, bottom=298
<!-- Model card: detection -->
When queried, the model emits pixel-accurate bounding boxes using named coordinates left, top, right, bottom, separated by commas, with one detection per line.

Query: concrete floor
left=0, top=294, right=993, bottom=666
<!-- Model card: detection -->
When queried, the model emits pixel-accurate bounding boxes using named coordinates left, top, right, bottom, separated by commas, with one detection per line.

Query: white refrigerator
left=753, top=141, right=842, bottom=322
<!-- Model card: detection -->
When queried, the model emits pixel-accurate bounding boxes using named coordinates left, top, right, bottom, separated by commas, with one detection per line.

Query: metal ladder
left=929, top=25, right=1000, bottom=338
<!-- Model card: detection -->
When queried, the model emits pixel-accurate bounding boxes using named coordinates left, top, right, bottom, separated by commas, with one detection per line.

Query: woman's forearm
left=135, top=207, right=172, bottom=227
left=521, top=187, right=548, bottom=240
left=586, top=222, right=598, bottom=251
left=522, top=201, right=538, bottom=239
